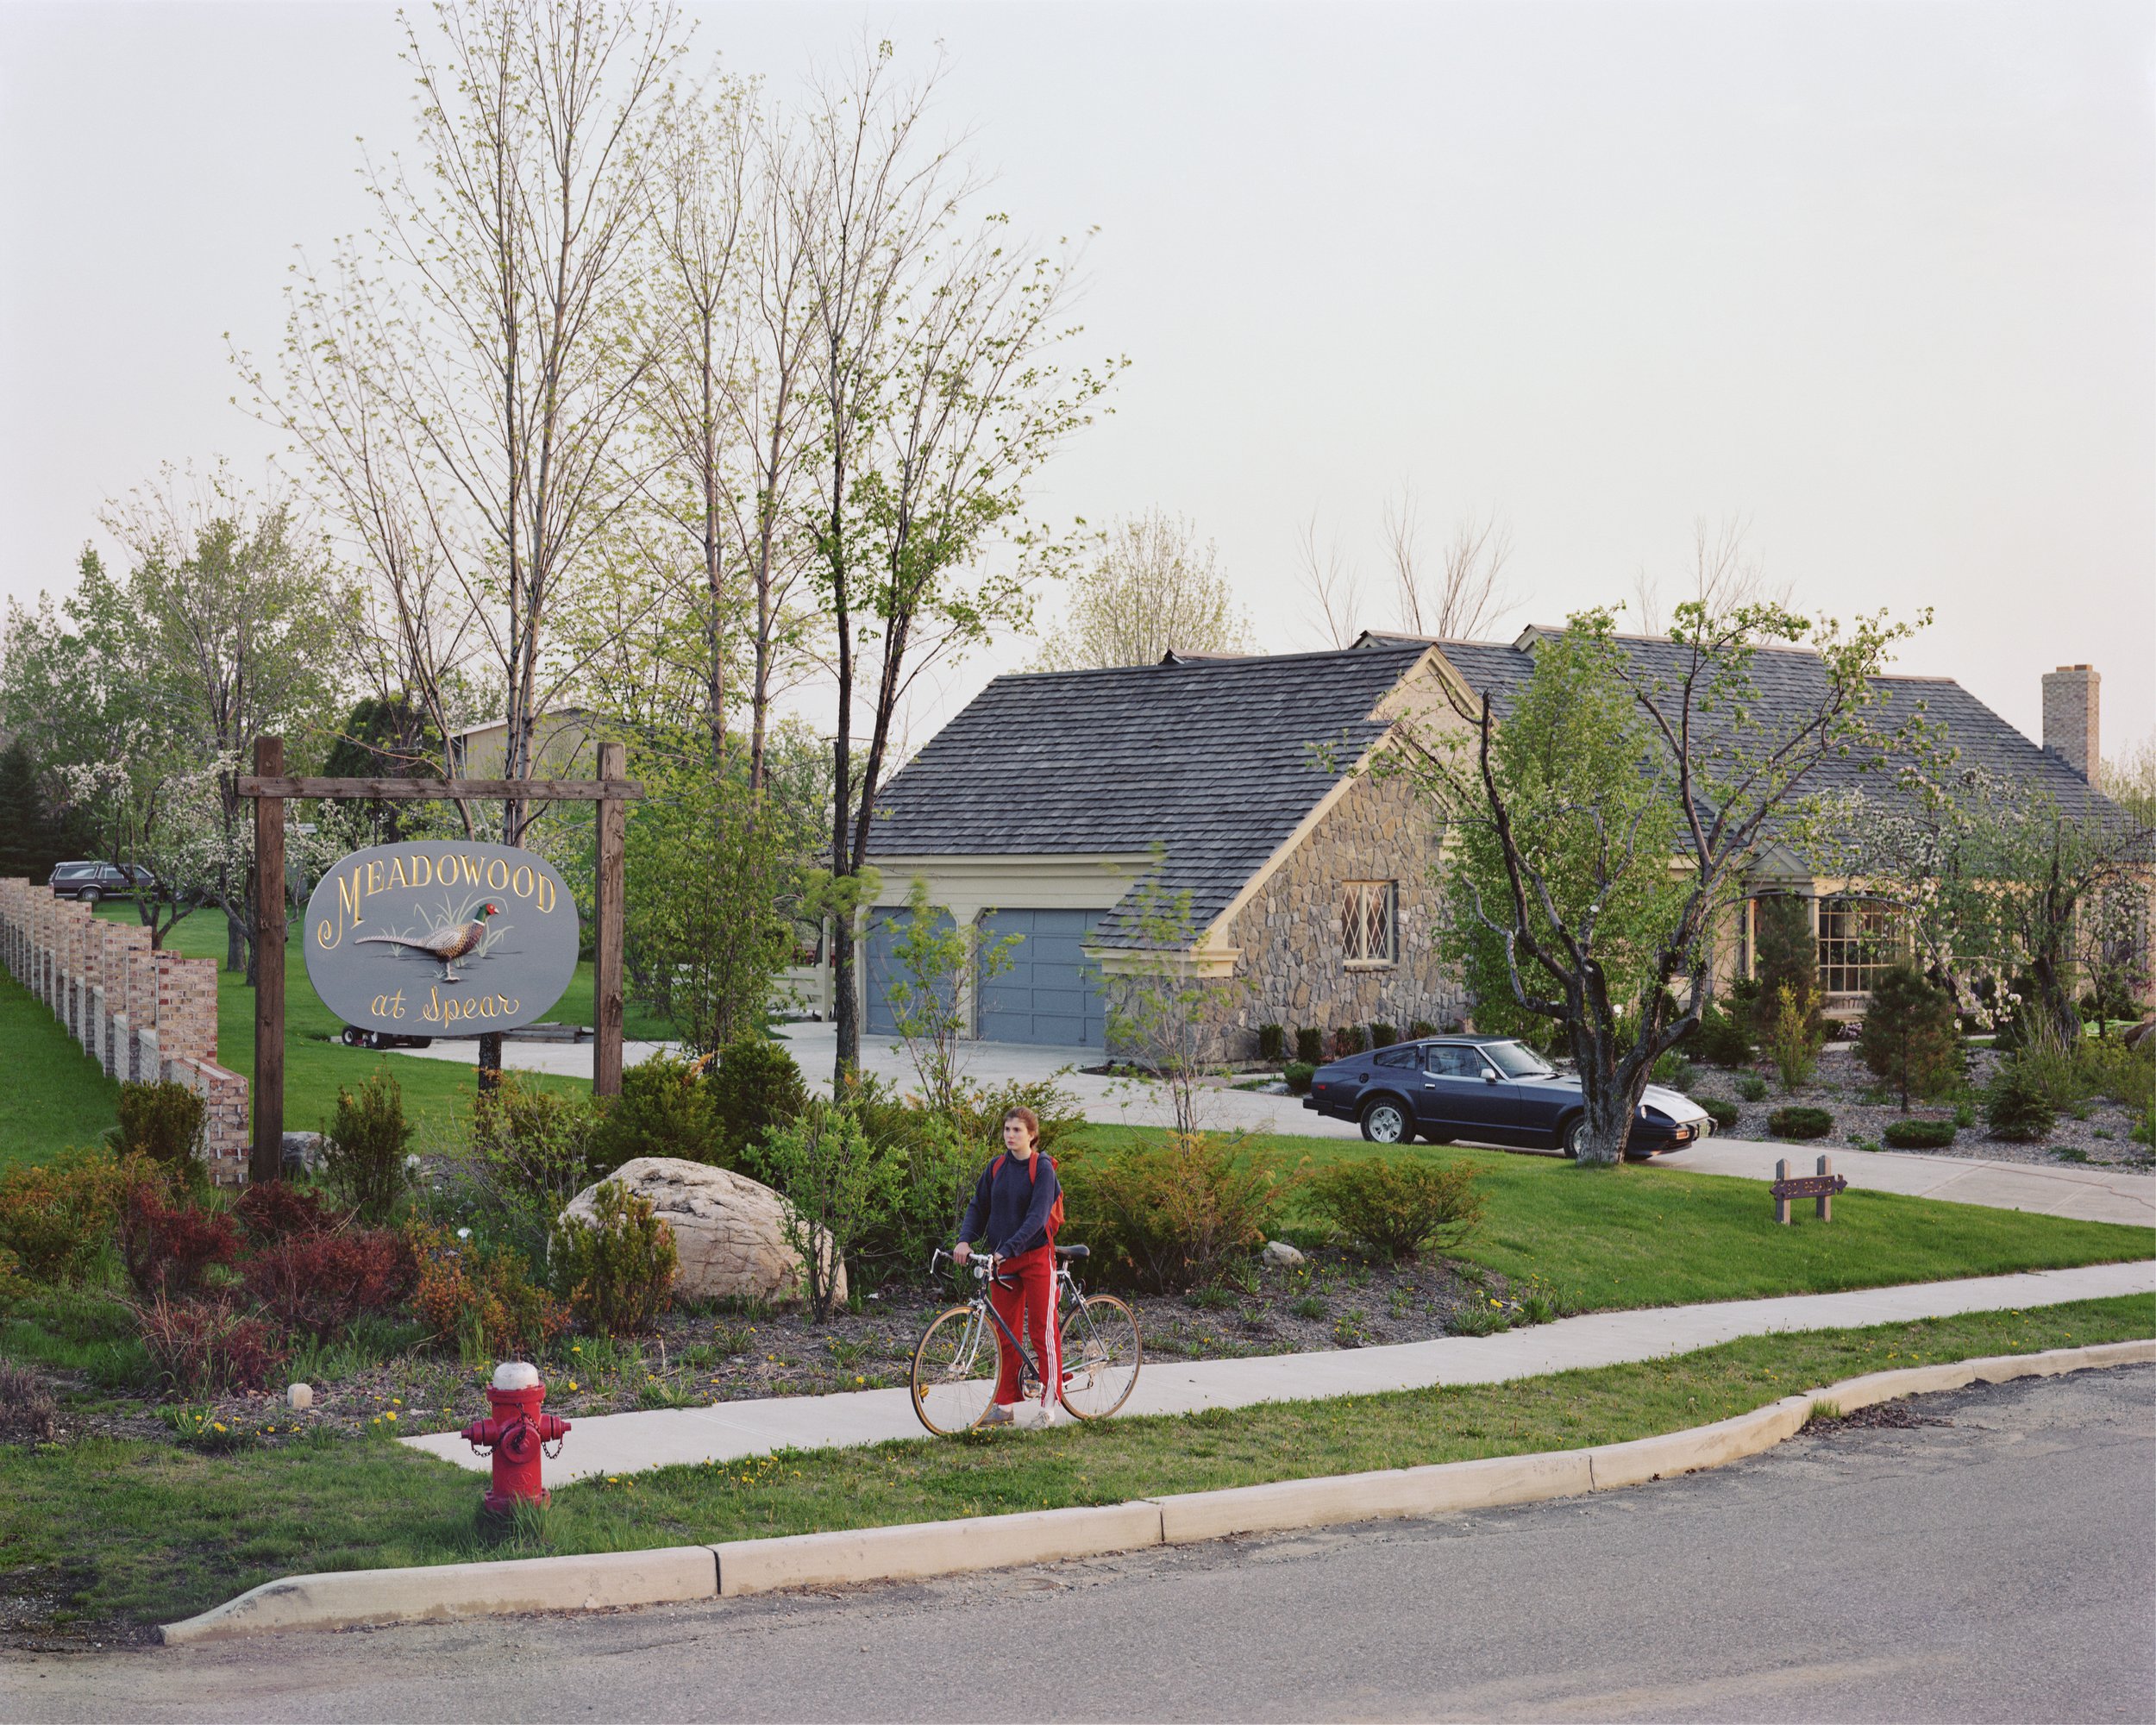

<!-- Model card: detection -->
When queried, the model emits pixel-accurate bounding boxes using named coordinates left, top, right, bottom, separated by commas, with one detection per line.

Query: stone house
left=838, top=634, right=2142, bottom=1060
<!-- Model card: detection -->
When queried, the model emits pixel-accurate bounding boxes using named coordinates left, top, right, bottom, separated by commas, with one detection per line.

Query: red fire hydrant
left=461, top=1361, right=570, bottom=1515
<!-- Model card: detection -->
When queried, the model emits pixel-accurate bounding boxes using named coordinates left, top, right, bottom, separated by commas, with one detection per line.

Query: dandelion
left=855, top=1376, right=865, bottom=1385
left=567, top=1381, right=579, bottom=1391
left=213, top=1422, right=226, bottom=1433
left=385, top=1411, right=398, bottom=1422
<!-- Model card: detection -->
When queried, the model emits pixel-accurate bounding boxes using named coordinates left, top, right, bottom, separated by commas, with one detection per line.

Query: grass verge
left=1074, top=1125, right=2153, bottom=1311
left=3, top=1293, right=2147, bottom=1628
left=0, top=971, right=120, bottom=1176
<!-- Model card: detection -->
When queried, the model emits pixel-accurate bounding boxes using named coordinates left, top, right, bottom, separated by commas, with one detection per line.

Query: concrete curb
left=159, top=1338, right=2155, bottom=1643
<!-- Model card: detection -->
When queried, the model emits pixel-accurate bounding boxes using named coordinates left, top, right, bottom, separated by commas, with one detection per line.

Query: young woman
left=952, top=1106, right=1062, bottom=1426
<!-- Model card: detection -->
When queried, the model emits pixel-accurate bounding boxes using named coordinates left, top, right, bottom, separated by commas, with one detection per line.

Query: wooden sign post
left=241, top=737, right=641, bottom=1182
left=1771, top=1154, right=1848, bottom=1225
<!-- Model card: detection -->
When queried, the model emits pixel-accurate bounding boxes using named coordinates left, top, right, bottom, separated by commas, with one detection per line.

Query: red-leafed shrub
left=118, top=1184, right=241, bottom=1298
left=242, top=1228, right=414, bottom=1341
left=233, top=1182, right=349, bottom=1245
left=134, top=1297, right=288, bottom=1394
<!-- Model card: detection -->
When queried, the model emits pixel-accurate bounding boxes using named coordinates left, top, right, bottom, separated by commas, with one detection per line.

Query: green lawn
left=0, top=908, right=657, bottom=1171
left=0, top=972, right=120, bottom=1175
left=1075, top=1125, right=2153, bottom=1313
left=3, top=1295, right=2146, bottom=1628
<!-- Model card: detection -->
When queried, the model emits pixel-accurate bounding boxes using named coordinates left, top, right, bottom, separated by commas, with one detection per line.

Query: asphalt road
left=6, top=1366, right=2153, bottom=1723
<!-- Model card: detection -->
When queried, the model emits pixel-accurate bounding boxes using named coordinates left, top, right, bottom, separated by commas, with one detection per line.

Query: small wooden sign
left=302, top=840, right=579, bottom=1038
left=1771, top=1155, right=1848, bottom=1224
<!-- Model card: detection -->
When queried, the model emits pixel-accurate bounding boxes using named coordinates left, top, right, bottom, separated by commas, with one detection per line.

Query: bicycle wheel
left=912, top=1306, right=1001, bottom=1434
left=1058, top=1294, right=1141, bottom=1421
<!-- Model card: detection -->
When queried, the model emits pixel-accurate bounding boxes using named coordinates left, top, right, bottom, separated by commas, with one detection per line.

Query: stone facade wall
left=0, top=878, right=251, bottom=1184
left=1103, top=769, right=1465, bottom=1065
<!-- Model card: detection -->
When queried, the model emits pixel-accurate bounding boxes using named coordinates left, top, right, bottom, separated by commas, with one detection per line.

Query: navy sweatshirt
left=956, top=1152, right=1061, bottom=1259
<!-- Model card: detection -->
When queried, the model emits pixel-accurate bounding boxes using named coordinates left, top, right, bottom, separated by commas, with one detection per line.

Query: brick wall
left=0, top=878, right=252, bottom=1184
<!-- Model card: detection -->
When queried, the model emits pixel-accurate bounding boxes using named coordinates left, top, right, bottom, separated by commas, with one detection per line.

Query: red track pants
left=989, top=1246, right=1059, bottom=1409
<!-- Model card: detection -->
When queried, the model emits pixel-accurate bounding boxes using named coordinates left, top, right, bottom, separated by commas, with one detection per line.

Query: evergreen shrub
left=1766, top=1106, right=1833, bottom=1141
left=1308, top=1157, right=1482, bottom=1261
left=1883, top=1118, right=1956, bottom=1150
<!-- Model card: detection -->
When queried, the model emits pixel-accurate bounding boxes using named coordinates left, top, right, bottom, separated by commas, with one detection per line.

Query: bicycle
left=910, top=1245, right=1142, bottom=1435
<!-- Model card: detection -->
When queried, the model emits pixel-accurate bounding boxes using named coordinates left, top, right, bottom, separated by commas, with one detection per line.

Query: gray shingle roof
left=868, top=645, right=1432, bottom=945
left=1373, top=629, right=2126, bottom=850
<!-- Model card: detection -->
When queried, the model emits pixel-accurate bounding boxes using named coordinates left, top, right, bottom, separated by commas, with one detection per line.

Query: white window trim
left=1341, top=880, right=1399, bottom=968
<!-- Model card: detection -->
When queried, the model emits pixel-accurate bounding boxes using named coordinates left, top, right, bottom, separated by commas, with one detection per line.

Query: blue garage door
left=863, top=906, right=954, bottom=1038
left=978, top=908, right=1105, bottom=1047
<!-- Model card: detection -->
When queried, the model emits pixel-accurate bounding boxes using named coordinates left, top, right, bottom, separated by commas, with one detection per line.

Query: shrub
left=1767, top=1106, right=1833, bottom=1141
left=117, top=1184, right=241, bottom=1299
left=467, top=1076, right=603, bottom=1259
left=589, top=1052, right=723, bottom=1175
left=0, top=1246, right=28, bottom=1308
left=1283, top=1062, right=1316, bottom=1095
left=1883, top=1118, right=1956, bottom=1150
left=1699, top=1097, right=1739, bottom=1131
left=135, top=1296, right=288, bottom=1394
left=753, top=1104, right=882, bottom=1321
left=1407, top=1019, right=1438, bottom=1040
left=1688, top=1006, right=1753, bottom=1068
left=1650, top=1051, right=1699, bottom=1091
left=243, top=1228, right=414, bottom=1342
left=1985, top=1062, right=2056, bottom=1142
left=0, top=1360, right=57, bottom=1443
left=1369, top=1023, right=1399, bottom=1049
left=323, top=1072, right=414, bottom=1224
left=709, top=1035, right=808, bottom=1162
left=0, top=1148, right=136, bottom=1284
left=947, top=1079, right=1087, bottom=1165
left=1308, top=1158, right=1482, bottom=1262
left=1761, top=983, right=1823, bottom=1093
left=1737, top=1073, right=1770, bottom=1103
left=1294, top=1027, right=1325, bottom=1064
left=233, top=1181, right=348, bottom=1245
left=407, top=1222, right=567, bottom=1358
left=2078, top=1038, right=2156, bottom=1112
left=1857, top=963, right=1963, bottom=1110
left=1257, top=1024, right=1286, bottom=1063
left=1062, top=1131, right=1288, bottom=1295
left=108, top=1081, right=207, bottom=1191
left=854, top=1111, right=975, bottom=1286
left=549, top=1180, right=679, bottom=1334
left=1332, top=1026, right=1369, bottom=1059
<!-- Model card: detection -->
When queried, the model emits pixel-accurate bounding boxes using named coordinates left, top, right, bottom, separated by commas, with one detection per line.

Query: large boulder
left=560, top=1157, right=843, bottom=1309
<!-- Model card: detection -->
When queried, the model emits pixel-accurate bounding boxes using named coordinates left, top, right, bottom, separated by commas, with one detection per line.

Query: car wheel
left=1560, top=1115, right=1589, bottom=1158
left=79, top=888, right=100, bottom=906
left=1360, top=1098, right=1409, bottom=1144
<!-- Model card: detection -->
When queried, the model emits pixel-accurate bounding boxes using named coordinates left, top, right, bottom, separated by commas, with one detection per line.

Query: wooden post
left=250, top=736, right=286, bottom=1185
left=593, top=740, right=626, bottom=1097
left=1773, top=1157, right=1790, bottom=1226
left=1816, top=1153, right=1833, bottom=1222
left=478, top=1031, right=503, bottom=1093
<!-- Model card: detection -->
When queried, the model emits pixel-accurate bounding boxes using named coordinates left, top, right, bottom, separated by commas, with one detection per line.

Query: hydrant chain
left=458, top=1361, right=571, bottom=1517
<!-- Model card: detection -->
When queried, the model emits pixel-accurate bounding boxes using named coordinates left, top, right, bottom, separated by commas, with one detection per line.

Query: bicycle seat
left=1055, top=1244, right=1089, bottom=1260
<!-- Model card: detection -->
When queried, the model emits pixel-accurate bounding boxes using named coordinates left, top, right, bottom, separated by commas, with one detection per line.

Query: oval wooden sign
left=303, top=841, right=579, bottom=1037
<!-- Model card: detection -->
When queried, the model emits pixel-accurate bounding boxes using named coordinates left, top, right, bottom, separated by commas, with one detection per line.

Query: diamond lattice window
left=1342, top=881, right=1398, bottom=965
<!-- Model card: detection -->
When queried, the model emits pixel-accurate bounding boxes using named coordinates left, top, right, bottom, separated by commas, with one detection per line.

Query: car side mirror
left=1482, top=1070, right=1499, bottom=1083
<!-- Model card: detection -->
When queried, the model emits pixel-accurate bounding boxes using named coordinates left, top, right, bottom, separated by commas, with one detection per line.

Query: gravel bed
left=1696, top=1044, right=2153, bottom=1174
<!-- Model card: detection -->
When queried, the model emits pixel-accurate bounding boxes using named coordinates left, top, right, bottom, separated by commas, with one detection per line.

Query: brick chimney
left=2041, top=664, right=2100, bottom=785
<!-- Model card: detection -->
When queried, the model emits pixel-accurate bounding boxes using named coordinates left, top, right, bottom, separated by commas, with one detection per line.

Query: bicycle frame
left=927, top=1251, right=1090, bottom=1397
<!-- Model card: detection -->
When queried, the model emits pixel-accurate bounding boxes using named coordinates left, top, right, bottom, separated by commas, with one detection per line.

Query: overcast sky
left=3, top=0, right=2151, bottom=757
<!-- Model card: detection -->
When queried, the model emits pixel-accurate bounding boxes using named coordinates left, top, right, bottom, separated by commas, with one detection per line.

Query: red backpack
left=990, top=1151, right=1063, bottom=1245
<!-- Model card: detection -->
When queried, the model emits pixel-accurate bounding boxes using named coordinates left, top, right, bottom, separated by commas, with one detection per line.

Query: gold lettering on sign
left=420, top=985, right=523, bottom=1027
left=536, top=875, right=556, bottom=913
left=486, top=857, right=511, bottom=891
left=365, top=860, right=385, bottom=896
left=409, top=852, right=434, bottom=888
left=511, top=864, right=534, bottom=900
left=455, top=854, right=482, bottom=886
left=388, top=856, right=411, bottom=889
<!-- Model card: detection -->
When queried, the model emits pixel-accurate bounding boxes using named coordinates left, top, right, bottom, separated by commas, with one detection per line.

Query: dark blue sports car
left=1301, top=1033, right=1714, bottom=1158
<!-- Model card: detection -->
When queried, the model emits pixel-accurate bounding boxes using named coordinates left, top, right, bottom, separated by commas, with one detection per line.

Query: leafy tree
left=1034, top=510, right=1252, bottom=669
left=880, top=879, right=1018, bottom=1118
left=1415, top=597, right=1921, bottom=1165
left=0, top=742, right=72, bottom=882
left=1100, top=873, right=1246, bottom=1136
left=1857, top=962, right=1962, bottom=1110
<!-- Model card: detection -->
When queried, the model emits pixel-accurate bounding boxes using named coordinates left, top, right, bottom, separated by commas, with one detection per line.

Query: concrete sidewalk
left=402, top=1258, right=2156, bottom=1487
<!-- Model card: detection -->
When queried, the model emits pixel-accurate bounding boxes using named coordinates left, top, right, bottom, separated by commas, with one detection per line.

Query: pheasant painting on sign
left=302, top=841, right=580, bottom=1037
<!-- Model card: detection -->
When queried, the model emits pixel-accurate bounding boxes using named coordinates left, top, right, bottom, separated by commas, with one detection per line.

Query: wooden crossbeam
left=237, top=775, right=641, bottom=802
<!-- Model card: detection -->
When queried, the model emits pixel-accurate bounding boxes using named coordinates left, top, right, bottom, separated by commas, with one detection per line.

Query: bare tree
left=795, top=45, right=1118, bottom=1081
left=1033, top=509, right=1251, bottom=669
left=1295, top=512, right=1363, bottom=649
left=1632, top=517, right=1788, bottom=636
left=1385, top=487, right=1514, bottom=641
left=251, top=0, right=686, bottom=844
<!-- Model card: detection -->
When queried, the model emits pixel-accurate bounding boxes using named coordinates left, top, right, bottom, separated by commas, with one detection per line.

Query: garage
left=862, top=906, right=953, bottom=1038
left=976, top=907, right=1106, bottom=1047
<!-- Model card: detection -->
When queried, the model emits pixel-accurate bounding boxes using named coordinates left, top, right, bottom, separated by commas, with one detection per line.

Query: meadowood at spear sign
left=304, top=841, right=580, bottom=1036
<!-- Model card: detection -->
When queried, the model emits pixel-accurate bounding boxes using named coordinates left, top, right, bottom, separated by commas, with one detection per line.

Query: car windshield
left=1483, top=1040, right=1554, bottom=1078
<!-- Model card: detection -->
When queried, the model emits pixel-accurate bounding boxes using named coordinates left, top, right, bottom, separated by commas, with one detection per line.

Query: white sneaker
left=979, top=1402, right=1016, bottom=1427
